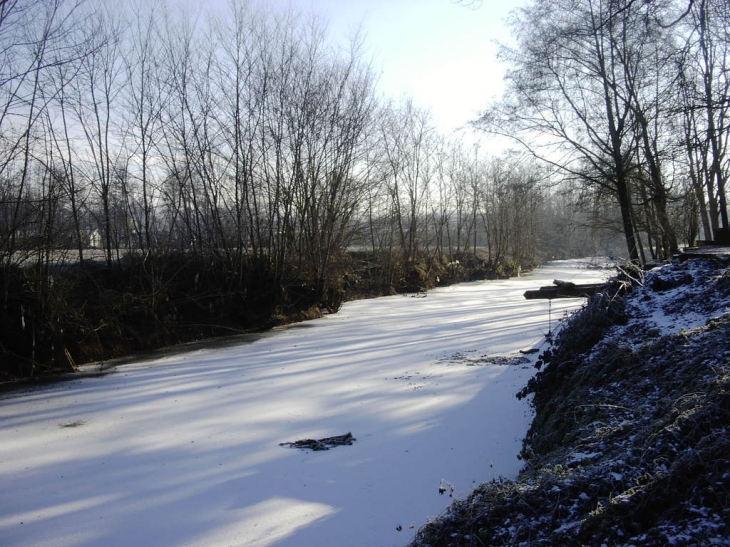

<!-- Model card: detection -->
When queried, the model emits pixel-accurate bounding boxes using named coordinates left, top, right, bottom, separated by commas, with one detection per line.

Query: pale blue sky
left=209, top=0, right=527, bottom=137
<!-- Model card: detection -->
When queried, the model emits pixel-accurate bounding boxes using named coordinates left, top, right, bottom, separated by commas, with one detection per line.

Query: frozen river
left=0, top=260, right=610, bottom=547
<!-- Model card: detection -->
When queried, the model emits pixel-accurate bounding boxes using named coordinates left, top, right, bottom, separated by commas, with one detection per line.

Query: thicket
left=0, top=248, right=522, bottom=381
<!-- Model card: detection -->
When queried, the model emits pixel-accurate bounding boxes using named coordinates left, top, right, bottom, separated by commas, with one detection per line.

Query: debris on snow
left=279, top=432, right=356, bottom=451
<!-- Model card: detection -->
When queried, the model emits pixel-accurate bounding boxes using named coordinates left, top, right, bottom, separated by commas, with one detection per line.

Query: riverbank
left=409, top=253, right=730, bottom=546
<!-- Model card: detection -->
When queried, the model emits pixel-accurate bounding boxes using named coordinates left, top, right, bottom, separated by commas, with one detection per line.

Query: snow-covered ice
left=0, top=260, right=610, bottom=547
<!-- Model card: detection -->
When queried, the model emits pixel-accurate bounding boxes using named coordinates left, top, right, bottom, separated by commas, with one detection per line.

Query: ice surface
left=0, top=259, right=609, bottom=547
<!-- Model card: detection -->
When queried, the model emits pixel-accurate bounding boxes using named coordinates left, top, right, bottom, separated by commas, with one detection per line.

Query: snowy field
left=0, top=260, right=610, bottom=547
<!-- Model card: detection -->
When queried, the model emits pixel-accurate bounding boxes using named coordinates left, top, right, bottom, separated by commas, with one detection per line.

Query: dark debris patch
left=439, top=351, right=530, bottom=368
left=466, top=355, right=531, bottom=367
left=58, top=420, right=86, bottom=428
left=279, top=432, right=356, bottom=451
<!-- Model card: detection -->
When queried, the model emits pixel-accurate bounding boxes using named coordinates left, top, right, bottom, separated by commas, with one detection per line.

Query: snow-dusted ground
left=0, top=260, right=610, bottom=547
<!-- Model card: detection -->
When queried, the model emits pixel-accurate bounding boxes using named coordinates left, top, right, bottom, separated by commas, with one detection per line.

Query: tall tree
left=71, top=3, right=125, bottom=265
left=478, top=0, right=687, bottom=261
left=379, top=98, right=434, bottom=264
left=123, top=0, right=165, bottom=254
left=679, top=0, right=730, bottom=243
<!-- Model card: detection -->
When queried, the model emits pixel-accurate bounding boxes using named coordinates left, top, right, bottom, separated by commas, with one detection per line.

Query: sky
left=0, top=260, right=609, bottom=547
left=213, top=0, right=528, bottom=139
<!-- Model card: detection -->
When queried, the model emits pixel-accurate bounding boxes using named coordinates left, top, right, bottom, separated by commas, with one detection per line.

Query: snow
left=629, top=259, right=730, bottom=337
left=0, top=260, right=610, bottom=547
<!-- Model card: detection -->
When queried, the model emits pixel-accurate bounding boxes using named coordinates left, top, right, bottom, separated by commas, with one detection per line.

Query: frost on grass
left=409, top=258, right=730, bottom=547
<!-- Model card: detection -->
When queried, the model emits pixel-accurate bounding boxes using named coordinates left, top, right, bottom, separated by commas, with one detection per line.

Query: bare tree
left=69, top=3, right=125, bottom=265
left=378, top=98, right=434, bottom=264
left=122, top=0, right=166, bottom=255
left=478, top=0, right=689, bottom=261
left=0, top=0, right=90, bottom=263
left=678, top=0, right=730, bottom=243
left=156, top=5, right=205, bottom=253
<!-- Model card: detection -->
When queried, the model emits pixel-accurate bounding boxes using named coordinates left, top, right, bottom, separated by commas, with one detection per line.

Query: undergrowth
left=1, top=249, right=519, bottom=382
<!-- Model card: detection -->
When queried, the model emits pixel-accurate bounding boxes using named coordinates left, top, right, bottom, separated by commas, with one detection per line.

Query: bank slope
left=410, top=256, right=730, bottom=547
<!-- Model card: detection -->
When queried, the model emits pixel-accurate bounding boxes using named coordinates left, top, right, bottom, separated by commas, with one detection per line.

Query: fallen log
left=524, top=280, right=605, bottom=300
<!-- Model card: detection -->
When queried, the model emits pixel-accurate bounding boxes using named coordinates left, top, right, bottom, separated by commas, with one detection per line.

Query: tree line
left=1, top=0, right=598, bottom=377
left=0, top=0, right=585, bottom=278
left=480, top=0, right=730, bottom=262
left=2, top=0, right=718, bottom=376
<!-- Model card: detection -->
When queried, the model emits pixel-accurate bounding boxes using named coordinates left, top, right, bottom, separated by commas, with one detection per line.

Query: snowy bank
left=409, top=255, right=730, bottom=547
